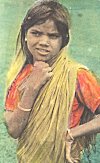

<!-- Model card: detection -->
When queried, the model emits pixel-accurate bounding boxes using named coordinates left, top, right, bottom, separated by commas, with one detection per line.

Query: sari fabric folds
left=16, top=51, right=84, bottom=163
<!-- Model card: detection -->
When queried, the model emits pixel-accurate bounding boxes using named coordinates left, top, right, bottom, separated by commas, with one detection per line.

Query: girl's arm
left=4, top=61, right=52, bottom=139
left=65, top=107, right=100, bottom=163
left=71, top=108, right=100, bottom=139
left=66, top=69, right=100, bottom=162
left=4, top=87, right=39, bottom=139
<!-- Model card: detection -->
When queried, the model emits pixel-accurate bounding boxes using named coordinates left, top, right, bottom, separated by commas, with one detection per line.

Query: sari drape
left=17, top=50, right=84, bottom=163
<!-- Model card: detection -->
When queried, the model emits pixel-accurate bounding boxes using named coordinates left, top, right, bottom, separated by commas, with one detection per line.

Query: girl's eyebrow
left=48, top=32, right=60, bottom=35
left=30, top=29, right=60, bottom=35
left=30, top=29, right=43, bottom=34
left=30, top=29, right=41, bottom=32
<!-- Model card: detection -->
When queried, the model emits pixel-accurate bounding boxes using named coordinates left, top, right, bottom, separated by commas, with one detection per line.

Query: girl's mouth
left=36, top=48, right=50, bottom=55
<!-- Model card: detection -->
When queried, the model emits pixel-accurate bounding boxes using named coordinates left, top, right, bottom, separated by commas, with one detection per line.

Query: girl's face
left=26, top=19, right=62, bottom=64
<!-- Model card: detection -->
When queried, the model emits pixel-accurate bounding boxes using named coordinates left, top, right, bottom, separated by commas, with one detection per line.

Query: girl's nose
left=39, top=35, right=50, bottom=47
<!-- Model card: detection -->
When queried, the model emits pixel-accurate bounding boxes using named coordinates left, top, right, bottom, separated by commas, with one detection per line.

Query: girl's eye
left=31, top=31, right=42, bottom=37
left=49, top=34, right=60, bottom=39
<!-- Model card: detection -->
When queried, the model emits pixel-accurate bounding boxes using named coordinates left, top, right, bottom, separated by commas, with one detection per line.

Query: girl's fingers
left=72, top=158, right=80, bottom=163
left=34, top=61, right=49, bottom=68
left=66, top=157, right=74, bottom=163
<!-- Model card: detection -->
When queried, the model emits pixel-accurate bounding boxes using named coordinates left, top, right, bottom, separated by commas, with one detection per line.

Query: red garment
left=5, top=64, right=100, bottom=128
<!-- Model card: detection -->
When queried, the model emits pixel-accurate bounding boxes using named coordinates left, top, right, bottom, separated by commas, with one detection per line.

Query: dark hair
left=20, top=0, right=70, bottom=64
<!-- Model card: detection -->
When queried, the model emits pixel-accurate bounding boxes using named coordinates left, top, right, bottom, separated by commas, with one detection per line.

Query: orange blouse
left=5, top=64, right=100, bottom=128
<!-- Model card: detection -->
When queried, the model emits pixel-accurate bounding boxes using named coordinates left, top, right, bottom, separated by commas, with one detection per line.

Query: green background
left=0, top=0, right=100, bottom=162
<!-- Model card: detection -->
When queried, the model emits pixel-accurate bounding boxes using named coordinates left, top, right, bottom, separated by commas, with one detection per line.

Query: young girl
left=4, top=1, right=100, bottom=162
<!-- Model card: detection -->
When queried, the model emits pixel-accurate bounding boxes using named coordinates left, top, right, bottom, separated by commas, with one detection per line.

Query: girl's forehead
left=29, top=19, right=59, bottom=32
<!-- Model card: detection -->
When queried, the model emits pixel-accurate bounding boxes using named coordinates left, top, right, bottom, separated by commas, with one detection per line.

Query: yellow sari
left=17, top=50, right=85, bottom=163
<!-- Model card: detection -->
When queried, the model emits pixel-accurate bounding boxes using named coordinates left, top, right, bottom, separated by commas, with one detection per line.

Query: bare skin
left=4, top=61, right=53, bottom=138
left=26, top=19, right=62, bottom=65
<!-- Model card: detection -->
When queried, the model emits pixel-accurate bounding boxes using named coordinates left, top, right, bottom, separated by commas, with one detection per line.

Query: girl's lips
left=36, top=48, right=50, bottom=55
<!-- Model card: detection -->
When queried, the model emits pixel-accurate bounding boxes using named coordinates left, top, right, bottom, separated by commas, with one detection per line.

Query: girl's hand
left=65, top=130, right=79, bottom=163
left=18, top=61, right=53, bottom=93
left=65, top=139, right=74, bottom=163
left=65, top=140, right=79, bottom=163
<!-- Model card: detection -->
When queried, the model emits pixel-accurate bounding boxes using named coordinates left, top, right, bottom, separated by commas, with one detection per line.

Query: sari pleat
left=17, top=50, right=85, bottom=163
